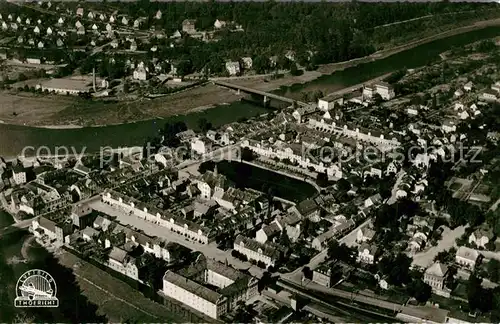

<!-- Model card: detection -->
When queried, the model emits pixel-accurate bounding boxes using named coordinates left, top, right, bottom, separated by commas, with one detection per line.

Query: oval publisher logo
left=15, top=269, right=58, bottom=308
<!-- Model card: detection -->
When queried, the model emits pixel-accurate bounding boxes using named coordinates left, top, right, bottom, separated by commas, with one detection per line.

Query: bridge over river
left=213, top=80, right=310, bottom=108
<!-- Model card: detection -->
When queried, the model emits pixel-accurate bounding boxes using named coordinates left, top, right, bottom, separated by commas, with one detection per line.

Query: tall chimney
left=92, top=67, right=96, bottom=92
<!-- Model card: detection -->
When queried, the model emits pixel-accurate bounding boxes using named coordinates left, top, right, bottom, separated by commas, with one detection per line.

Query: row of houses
left=240, top=139, right=343, bottom=178
left=307, top=118, right=402, bottom=151
left=31, top=205, right=173, bottom=281
left=101, top=190, right=215, bottom=244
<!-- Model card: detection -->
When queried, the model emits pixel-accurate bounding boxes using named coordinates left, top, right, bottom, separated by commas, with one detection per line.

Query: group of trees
left=467, top=274, right=500, bottom=318
left=57, top=1, right=498, bottom=77
left=327, top=239, right=356, bottom=265
left=142, top=120, right=189, bottom=158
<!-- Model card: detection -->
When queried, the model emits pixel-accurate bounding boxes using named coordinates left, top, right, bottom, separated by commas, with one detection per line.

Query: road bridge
left=212, top=80, right=309, bottom=108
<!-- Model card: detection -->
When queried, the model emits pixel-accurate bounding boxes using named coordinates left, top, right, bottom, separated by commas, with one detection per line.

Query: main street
left=88, top=199, right=265, bottom=278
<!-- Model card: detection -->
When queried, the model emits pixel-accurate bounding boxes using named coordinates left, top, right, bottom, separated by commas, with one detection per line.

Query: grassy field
left=0, top=210, right=14, bottom=229
left=57, top=251, right=187, bottom=323
left=0, top=83, right=242, bottom=127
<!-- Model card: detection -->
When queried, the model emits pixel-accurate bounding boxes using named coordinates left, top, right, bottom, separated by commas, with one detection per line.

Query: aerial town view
left=1, top=0, right=500, bottom=323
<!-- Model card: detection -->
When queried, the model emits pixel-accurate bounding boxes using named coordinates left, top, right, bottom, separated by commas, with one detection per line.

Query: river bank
left=0, top=100, right=271, bottom=157
left=2, top=24, right=500, bottom=157
left=274, top=25, right=500, bottom=98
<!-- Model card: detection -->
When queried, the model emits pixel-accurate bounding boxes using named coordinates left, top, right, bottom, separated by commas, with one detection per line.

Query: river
left=275, top=25, right=500, bottom=97
left=0, top=100, right=270, bottom=157
left=2, top=26, right=500, bottom=157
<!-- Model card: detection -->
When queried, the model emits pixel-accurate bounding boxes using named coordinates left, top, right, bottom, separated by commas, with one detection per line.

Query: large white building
left=162, top=256, right=258, bottom=319
left=317, top=93, right=344, bottom=111
left=12, top=165, right=27, bottom=185
left=37, top=78, right=90, bottom=95
left=455, top=246, right=480, bottom=270
left=363, top=82, right=395, bottom=100
left=196, top=167, right=229, bottom=200
left=357, top=243, right=378, bottom=264
left=423, top=262, right=448, bottom=291
left=108, top=246, right=140, bottom=281
left=133, top=66, right=148, bottom=81
left=191, top=137, right=213, bottom=155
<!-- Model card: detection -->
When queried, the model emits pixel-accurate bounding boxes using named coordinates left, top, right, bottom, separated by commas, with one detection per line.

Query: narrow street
left=411, top=226, right=466, bottom=269
left=387, top=170, right=407, bottom=205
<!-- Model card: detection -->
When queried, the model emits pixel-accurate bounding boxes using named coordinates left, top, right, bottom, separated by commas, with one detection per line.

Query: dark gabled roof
left=109, top=246, right=128, bottom=263
left=262, top=223, right=281, bottom=237
left=296, top=199, right=319, bottom=216
left=82, top=226, right=99, bottom=238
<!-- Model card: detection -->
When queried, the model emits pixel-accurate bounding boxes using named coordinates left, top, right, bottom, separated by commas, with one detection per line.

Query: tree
left=491, top=288, right=500, bottom=322
left=487, top=259, right=500, bottom=283
left=316, top=172, right=328, bottom=187
left=197, top=118, right=212, bottom=132
left=290, top=63, right=302, bottom=76
left=241, top=147, right=254, bottom=161
left=337, top=178, right=351, bottom=192
left=378, top=253, right=411, bottom=286
left=373, top=93, right=383, bottom=105
left=407, top=278, right=432, bottom=303
left=123, top=81, right=130, bottom=93
left=253, top=55, right=269, bottom=74
left=434, top=247, right=456, bottom=264
left=198, top=161, right=215, bottom=174
left=175, top=60, right=193, bottom=77
left=467, top=274, right=483, bottom=311
left=258, top=271, right=272, bottom=292
left=311, top=90, right=324, bottom=102
left=327, top=240, right=354, bottom=264
left=302, top=266, right=313, bottom=280
left=279, top=231, right=291, bottom=247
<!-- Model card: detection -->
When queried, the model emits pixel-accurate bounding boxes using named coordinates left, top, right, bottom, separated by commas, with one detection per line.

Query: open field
left=57, top=250, right=185, bottom=323
left=227, top=71, right=322, bottom=93
left=0, top=83, right=242, bottom=127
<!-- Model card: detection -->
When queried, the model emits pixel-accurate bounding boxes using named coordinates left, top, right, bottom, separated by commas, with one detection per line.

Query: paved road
left=457, top=268, right=498, bottom=289
left=372, top=10, right=483, bottom=29
left=88, top=200, right=265, bottom=278
left=387, top=171, right=406, bottom=205
left=489, top=197, right=500, bottom=212
left=411, top=226, right=465, bottom=269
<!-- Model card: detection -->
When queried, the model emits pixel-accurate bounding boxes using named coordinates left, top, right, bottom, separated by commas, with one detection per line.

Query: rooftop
left=456, top=246, right=480, bottom=261
left=425, top=262, right=448, bottom=277
left=235, top=235, right=280, bottom=259
left=40, top=78, right=91, bottom=91
left=163, top=270, right=223, bottom=304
